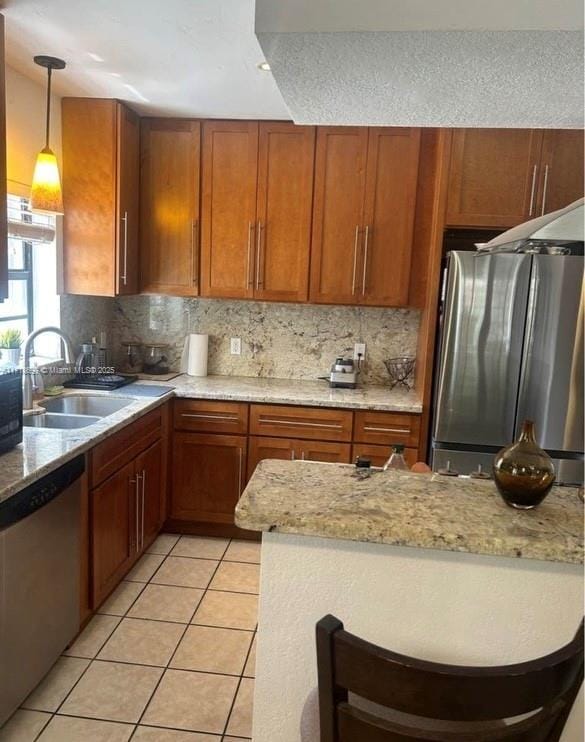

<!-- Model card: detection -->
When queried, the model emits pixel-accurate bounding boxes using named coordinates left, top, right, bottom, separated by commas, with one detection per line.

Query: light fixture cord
left=45, top=66, right=52, bottom=148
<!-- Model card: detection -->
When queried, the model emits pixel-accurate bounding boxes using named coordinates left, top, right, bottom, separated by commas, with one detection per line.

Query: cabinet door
left=247, top=435, right=296, bottom=478
left=310, top=127, right=368, bottom=304
left=255, top=123, right=315, bottom=302
left=446, top=129, right=543, bottom=228
left=537, top=130, right=584, bottom=215
left=62, top=98, right=118, bottom=296
left=140, top=119, right=200, bottom=295
left=135, top=438, right=164, bottom=552
left=91, top=460, right=137, bottom=606
left=116, top=104, right=140, bottom=295
left=297, top=440, right=351, bottom=464
left=171, top=432, right=247, bottom=524
left=361, top=128, right=421, bottom=306
left=200, top=121, right=258, bottom=298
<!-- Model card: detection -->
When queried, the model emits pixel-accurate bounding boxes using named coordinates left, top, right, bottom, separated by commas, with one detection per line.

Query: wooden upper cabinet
left=361, top=128, right=420, bottom=306
left=310, top=127, right=420, bottom=307
left=200, top=120, right=258, bottom=298
left=310, top=127, right=368, bottom=304
left=0, top=15, right=7, bottom=301
left=537, top=130, right=584, bottom=215
left=255, top=122, right=315, bottom=302
left=140, top=119, right=200, bottom=295
left=62, top=98, right=139, bottom=296
left=446, top=129, right=543, bottom=228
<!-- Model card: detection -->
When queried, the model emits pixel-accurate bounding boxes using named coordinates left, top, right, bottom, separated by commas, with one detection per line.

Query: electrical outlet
left=354, top=342, right=366, bottom=361
left=230, top=337, right=242, bottom=355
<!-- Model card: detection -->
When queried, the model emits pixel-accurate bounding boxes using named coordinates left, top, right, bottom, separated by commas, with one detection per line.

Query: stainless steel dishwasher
left=0, top=455, right=85, bottom=725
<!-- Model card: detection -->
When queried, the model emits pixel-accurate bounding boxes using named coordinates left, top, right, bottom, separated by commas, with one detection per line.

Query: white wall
left=254, top=533, right=584, bottom=741
left=5, top=65, right=61, bottom=356
left=6, top=65, right=62, bottom=197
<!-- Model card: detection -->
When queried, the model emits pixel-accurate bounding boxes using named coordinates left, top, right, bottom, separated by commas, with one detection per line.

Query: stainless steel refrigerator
left=432, top=251, right=584, bottom=484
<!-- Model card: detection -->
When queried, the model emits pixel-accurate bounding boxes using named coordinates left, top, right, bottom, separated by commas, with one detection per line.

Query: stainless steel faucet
left=22, top=326, right=75, bottom=409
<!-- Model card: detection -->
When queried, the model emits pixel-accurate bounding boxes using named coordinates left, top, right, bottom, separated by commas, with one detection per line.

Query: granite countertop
left=0, top=389, right=173, bottom=505
left=235, top=460, right=584, bottom=565
left=0, top=375, right=419, bottom=505
left=170, top=374, right=422, bottom=412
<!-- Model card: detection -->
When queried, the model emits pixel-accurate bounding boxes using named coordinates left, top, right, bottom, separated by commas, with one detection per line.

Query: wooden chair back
left=316, top=614, right=584, bottom=742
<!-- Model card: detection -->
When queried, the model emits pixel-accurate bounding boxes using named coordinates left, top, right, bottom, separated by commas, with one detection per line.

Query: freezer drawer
left=433, top=252, right=531, bottom=447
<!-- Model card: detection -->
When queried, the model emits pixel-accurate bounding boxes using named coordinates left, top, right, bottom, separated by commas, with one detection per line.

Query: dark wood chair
left=316, top=614, right=583, bottom=741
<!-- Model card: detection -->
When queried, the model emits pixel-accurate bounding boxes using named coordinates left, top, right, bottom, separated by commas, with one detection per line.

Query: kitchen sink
left=39, top=395, right=132, bottom=417
left=24, top=413, right=101, bottom=429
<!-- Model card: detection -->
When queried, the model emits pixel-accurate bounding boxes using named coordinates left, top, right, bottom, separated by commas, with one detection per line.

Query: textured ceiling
left=255, top=0, right=584, bottom=32
left=2, top=0, right=290, bottom=118
left=257, top=30, right=584, bottom=128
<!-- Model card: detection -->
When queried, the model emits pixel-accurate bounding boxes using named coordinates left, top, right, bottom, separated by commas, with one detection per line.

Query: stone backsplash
left=61, top=295, right=420, bottom=384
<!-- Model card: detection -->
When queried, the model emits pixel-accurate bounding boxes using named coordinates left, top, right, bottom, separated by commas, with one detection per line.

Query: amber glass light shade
left=30, top=146, right=64, bottom=215
left=493, top=420, right=555, bottom=510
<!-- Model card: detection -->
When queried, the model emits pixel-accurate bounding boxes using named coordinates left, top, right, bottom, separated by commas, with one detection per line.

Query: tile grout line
left=128, top=535, right=233, bottom=739
left=93, top=612, right=257, bottom=632
left=221, top=624, right=257, bottom=738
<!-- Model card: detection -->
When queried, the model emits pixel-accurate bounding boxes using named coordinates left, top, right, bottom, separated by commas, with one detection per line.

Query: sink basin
left=39, top=394, right=132, bottom=417
left=24, top=413, right=101, bottom=429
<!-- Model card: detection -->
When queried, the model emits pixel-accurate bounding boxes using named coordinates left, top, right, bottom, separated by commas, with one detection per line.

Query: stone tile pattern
left=236, top=460, right=584, bottom=565
left=108, top=295, right=420, bottom=384
left=0, top=534, right=260, bottom=741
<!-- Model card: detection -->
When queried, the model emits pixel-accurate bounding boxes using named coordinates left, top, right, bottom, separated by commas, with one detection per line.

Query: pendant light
left=29, top=55, right=66, bottom=215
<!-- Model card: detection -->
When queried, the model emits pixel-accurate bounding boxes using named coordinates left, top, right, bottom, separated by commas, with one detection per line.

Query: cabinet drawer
left=250, top=404, right=352, bottom=442
left=354, top=411, right=420, bottom=447
left=351, top=443, right=419, bottom=469
left=174, top=399, right=249, bottom=434
left=90, top=405, right=164, bottom=488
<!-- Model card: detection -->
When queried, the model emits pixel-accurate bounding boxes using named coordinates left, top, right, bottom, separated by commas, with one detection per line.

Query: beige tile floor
left=0, top=534, right=260, bottom=742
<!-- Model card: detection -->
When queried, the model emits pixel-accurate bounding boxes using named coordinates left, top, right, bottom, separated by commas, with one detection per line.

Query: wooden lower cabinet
left=171, top=432, right=247, bottom=524
left=247, top=435, right=350, bottom=478
left=135, top=438, right=165, bottom=550
left=91, top=460, right=137, bottom=607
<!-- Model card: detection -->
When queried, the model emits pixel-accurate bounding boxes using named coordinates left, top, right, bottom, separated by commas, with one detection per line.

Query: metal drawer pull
left=181, top=413, right=239, bottom=422
left=362, top=225, right=369, bottom=295
left=351, top=225, right=360, bottom=295
left=238, top=448, right=243, bottom=496
left=528, top=165, right=537, bottom=216
left=192, top=219, right=199, bottom=285
left=363, top=425, right=410, bottom=434
left=541, top=165, right=549, bottom=216
left=246, top=222, right=254, bottom=288
left=141, top=469, right=146, bottom=549
left=121, top=211, right=128, bottom=286
left=260, top=418, right=343, bottom=430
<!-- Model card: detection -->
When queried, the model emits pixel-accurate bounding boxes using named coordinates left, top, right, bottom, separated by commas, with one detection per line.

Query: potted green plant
left=0, top=328, right=23, bottom=366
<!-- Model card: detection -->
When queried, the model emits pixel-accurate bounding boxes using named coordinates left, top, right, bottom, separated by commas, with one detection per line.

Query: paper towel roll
left=181, top=334, right=208, bottom=377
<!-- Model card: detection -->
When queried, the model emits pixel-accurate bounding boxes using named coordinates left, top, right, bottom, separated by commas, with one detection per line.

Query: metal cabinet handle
left=141, top=468, right=146, bottom=549
left=260, top=418, right=343, bottom=430
left=362, top=225, right=370, bottom=295
left=541, top=165, right=549, bottom=216
left=192, top=219, right=199, bottom=285
left=528, top=165, right=538, bottom=216
left=291, top=449, right=295, bottom=461
left=133, top=474, right=140, bottom=552
left=121, top=211, right=128, bottom=286
left=351, top=226, right=360, bottom=295
left=301, top=451, right=306, bottom=461
left=181, top=412, right=238, bottom=422
left=256, top=221, right=264, bottom=290
left=363, top=425, right=410, bottom=434
left=237, top=448, right=243, bottom=496
left=246, top=222, right=254, bottom=288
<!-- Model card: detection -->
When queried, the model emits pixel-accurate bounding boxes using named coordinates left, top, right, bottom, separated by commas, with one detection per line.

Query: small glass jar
left=121, top=342, right=142, bottom=374
left=142, top=343, right=170, bottom=375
